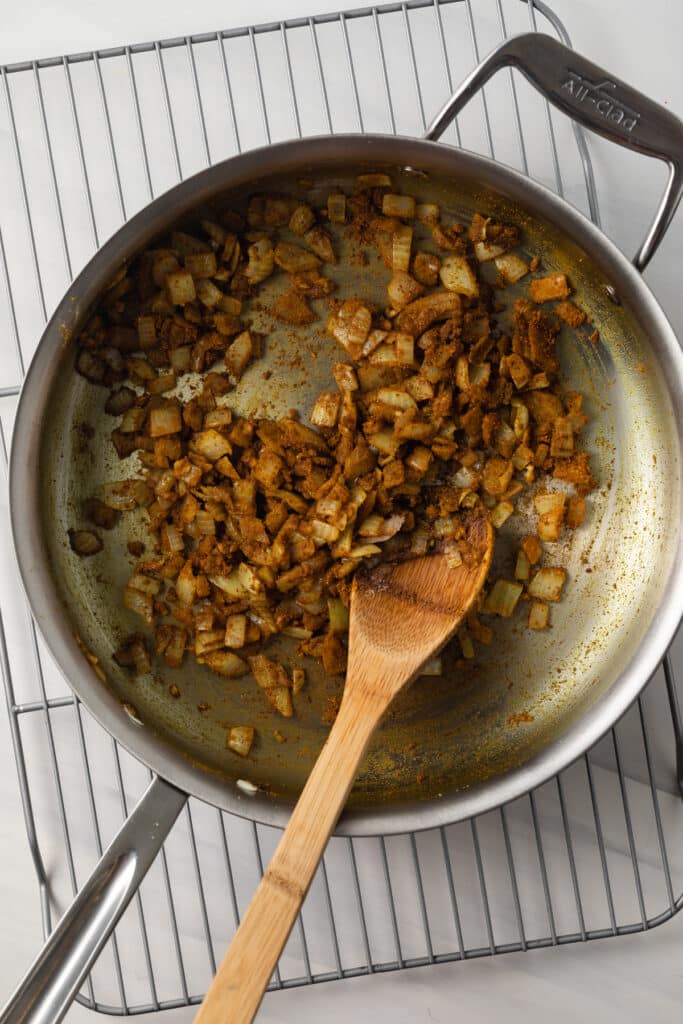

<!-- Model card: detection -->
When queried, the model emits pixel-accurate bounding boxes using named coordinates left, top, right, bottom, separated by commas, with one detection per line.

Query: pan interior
left=40, top=159, right=680, bottom=811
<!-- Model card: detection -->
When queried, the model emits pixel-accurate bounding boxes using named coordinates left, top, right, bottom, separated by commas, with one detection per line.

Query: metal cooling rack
left=1, top=0, right=683, bottom=1014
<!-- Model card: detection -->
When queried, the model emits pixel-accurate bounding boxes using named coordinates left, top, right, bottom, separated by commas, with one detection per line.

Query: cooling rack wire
left=1, top=0, right=682, bottom=1013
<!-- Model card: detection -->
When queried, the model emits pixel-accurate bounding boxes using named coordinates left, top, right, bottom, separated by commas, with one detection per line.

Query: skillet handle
left=0, top=775, right=186, bottom=1024
left=424, top=32, right=683, bottom=273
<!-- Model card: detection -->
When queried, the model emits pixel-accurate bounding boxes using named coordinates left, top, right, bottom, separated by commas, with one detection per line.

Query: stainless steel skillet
left=3, top=33, right=683, bottom=1024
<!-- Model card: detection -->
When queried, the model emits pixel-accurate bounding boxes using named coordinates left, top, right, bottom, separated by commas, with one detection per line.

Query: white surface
left=2, top=1, right=683, bottom=1021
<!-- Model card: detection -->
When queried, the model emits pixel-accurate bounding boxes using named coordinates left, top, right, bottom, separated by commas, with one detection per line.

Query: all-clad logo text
left=561, top=70, right=640, bottom=132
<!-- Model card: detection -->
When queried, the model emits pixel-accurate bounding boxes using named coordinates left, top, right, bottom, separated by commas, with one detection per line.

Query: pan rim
left=9, top=132, right=683, bottom=837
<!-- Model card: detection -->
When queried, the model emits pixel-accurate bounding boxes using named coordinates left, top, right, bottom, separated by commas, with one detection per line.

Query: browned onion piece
left=68, top=529, right=103, bottom=556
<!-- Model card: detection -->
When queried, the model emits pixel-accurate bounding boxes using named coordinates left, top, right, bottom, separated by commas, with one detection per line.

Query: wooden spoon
left=195, top=512, right=494, bottom=1024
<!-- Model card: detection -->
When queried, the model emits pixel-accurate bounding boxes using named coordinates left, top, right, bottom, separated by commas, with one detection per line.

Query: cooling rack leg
left=663, top=654, right=683, bottom=800
left=0, top=775, right=186, bottom=1024
left=0, top=609, right=53, bottom=937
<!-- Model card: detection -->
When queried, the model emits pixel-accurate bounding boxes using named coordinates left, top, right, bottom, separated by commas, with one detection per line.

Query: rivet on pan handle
left=0, top=776, right=187, bottom=1024
left=424, top=32, right=683, bottom=274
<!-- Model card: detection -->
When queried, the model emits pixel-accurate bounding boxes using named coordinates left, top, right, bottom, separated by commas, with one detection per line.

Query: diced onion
left=387, top=272, right=424, bottom=310
left=439, top=254, right=479, bottom=297
left=527, top=567, right=567, bottom=602
left=474, top=240, right=506, bottom=262
left=459, top=630, right=475, bottom=659
left=245, top=239, right=274, bottom=283
left=528, top=602, right=550, bottom=630
left=534, top=492, right=566, bottom=542
left=382, top=193, right=415, bottom=219
left=172, top=231, right=210, bottom=255
left=327, top=302, right=372, bottom=358
left=196, top=278, right=224, bottom=308
left=515, top=549, right=531, bottom=581
left=203, top=651, right=249, bottom=678
left=392, top=225, right=413, bottom=272
left=162, top=524, right=185, bottom=553
left=327, top=598, right=350, bottom=632
left=416, top=203, right=439, bottom=225
left=376, top=387, right=415, bottom=411
left=123, top=586, right=154, bottom=623
left=104, top=481, right=141, bottom=510
left=137, top=316, right=156, bottom=348
left=165, top=270, right=196, bottom=306
left=355, top=173, right=392, bottom=189
left=225, top=330, right=253, bottom=379
left=483, top=579, right=523, bottom=617
left=149, top=405, right=182, bottom=437
left=420, top=655, right=442, bottom=676
left=495, top=252, right=529, bottom=283
left=265, top=686, right=293, bottom=718
left=394, top=333, right=415, bottom=366
left=130, top=640, right=152, bottom=674
left=347, top=544, right=382, bottom=559
left=201, top=219, right=227, bottom=245
left=152, top=250, right=180, bottom=287
left=328, top=193, right=347, bottom=223
left=274, top=241, right=320, bottom=273
left=170, top=347, right=191, bottom=373
left=68, top=529, right=103, bottom=557
left=303, top=227, right=335, bottom=263
left=190, top=429, right=232, bottom=462
left=491, top=501, right=514, bottom=528
left=185, top=251, right=217, bottom=278
left=227, top=725, right=255, bottom=756
left=310, top=391, right=341, bottom=427
left=289, top=204, right=315, bottom=236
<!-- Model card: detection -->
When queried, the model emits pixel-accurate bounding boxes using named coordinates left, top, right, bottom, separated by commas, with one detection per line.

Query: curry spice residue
left=69, top=178, right=597, bottom=755
left=322, top=694, right=342, bottom=726
left=507, top=711, right=535, bottom=726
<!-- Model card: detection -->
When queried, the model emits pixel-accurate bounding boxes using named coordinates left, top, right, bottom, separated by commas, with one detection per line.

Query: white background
left=2, top=1, right=683, bottom=1021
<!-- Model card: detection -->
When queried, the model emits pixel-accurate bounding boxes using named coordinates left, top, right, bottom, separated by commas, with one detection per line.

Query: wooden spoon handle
left=194, top=688, right=386, bottom=1024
